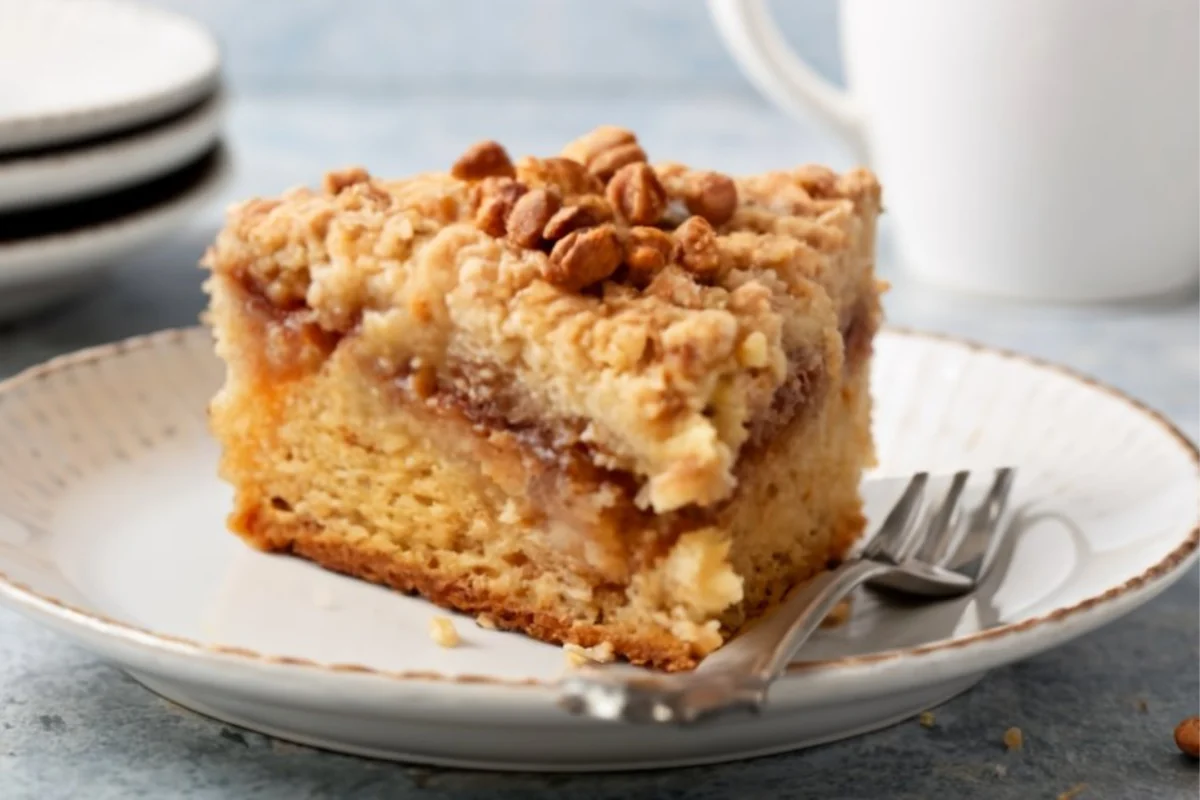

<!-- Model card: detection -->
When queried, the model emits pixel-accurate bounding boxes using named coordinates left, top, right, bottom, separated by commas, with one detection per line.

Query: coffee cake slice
left=203, top=126, right=882, bottom=670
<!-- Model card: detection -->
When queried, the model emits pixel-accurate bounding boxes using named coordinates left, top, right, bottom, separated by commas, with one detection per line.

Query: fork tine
left=915, top=470, right=971, bottom=566
left=864, top=472, right=928, bottom=564
left=944, top=468, right=1017, bottom=580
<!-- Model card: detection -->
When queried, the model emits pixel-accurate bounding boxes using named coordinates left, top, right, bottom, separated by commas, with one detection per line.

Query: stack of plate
left=0, top=0, right=229, bottom=321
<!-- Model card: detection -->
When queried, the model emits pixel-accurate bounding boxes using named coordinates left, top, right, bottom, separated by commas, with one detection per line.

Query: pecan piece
left=322, top=166, right=370, bottom=195
left=682, top=171, right=738, bottom=226
left=516, top=156, right=603, bottom=197
left=506, top=188, right=562, bottom=248
left=623, top=226, right=675, bottom=287
left=543, top=195, right=614, bottom=240
left=561, top=126, right=647, bottom=182
left=451, top=140, right=516, bottom=181
left=543, top=224, right=623, bottom=291
left=607, top=163, right=667, bottom=225
left=470, top=177, right=528, bottom=237
left=673, top=216, right=725, bottom=281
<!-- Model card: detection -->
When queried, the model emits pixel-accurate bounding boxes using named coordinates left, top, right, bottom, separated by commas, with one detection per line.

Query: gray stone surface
left=1, top=1, right=1198, bottom=795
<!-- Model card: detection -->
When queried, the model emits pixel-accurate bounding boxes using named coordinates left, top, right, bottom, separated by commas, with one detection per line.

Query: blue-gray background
left=1, top=2, right=1197, bottom=798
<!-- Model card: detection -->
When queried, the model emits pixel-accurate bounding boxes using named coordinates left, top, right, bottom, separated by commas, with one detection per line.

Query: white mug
left=709, top=0, right=1199, bottom=302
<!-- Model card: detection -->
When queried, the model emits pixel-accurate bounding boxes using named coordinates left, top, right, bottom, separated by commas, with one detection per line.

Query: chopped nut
left=561, top=125, right=647, bottom=182
left=623, top=226, right=675, bottom=286
left=793, top=164, right=839, bottom=198
left=506, top=188, right=562, bottom=248
left=543, top=196, right=613, bottom=240
left=470, top=177, right=528, bottom=237
left=451, top=140, right=515, bottom=181
left=475, top=614, right=498, bottom=630
left=683, top=171, right=739, bottom=226
left=919, top=711, right=936, bottom=729
left=428, top=616, right=460, bottom=648
left=673, top=216, right=724, bottom=281
left=1003, top=726, right=1024, bottom=751
left=1175, top=715, right=1200, bottom=758
left=516, top=156, right=603, bottom=197
left=322, top=166, right=370, bottom=195
left=1057, top=784, right=1088, bottom=800
left=544, top=224, right=623, bottom=291
left=588, top=143, right=647, bottom=183
left=607, top=163, right=668, bottom=225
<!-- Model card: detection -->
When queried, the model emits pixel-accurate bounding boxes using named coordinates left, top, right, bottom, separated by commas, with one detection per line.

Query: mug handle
left=707, top=0, right=869, bottom=163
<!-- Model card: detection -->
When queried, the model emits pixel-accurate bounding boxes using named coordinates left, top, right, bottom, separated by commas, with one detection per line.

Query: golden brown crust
left=230, top=488, right=867, bottom=672
left=233, top=507, right=707, bottom=671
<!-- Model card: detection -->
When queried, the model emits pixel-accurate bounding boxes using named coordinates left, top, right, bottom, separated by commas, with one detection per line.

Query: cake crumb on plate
left=1003, top=726, right=1024, bottom=751
left=564, top=641, right=616, bottom=668
left=918, top=711, right=935, bottom=728
left=429, top=616, right=460, bottom=648
left=475, top=613, right=498, bottom=630
left=1057, top=783, right=1088, bottom=799
left=820, top=598, right=853, bottom=629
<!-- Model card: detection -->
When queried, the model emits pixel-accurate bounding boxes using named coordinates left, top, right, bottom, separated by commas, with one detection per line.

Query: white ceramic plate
left=0, top=0, right=220, bottom=154
left=0, top=147, right=229, bottom=322
left=0, top=93, right=224, bottom=213
left=0, top=329, right=1194, bottom=771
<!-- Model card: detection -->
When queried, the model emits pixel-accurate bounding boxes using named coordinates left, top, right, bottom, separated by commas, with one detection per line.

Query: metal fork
left=558, top=468, right=1016, bottom=724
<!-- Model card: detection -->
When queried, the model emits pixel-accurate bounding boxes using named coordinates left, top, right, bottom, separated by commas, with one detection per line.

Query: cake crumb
left=563, top=641, right=616, bottom=668
left=919, top=711, right=936, bottom=729
left=1057, top=783, right=1088, bottom=800
left=993, top=764, right=1007, bottom=778
left=1134, top=697, right=1149, bottom=713
left=1003, top=726, right=1024, bottom=751
left=429, top=616, right=460, bottom=648
left=820, top=598, right=853, bottom=629
left=475, top=614, right=497, bottom=630
left=1175, top=715, right=1200, bottom=758
left=311, top=586, right=337, bottom=610
left=498, top=500, right=521, bottom=525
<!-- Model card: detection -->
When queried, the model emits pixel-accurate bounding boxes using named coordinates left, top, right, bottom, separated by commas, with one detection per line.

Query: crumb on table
left=1175, top=715, right=1200, bottom=758
left=475, top=613, right=498, bottom=630
left=919, top=711, right=935, bottom=729
left=1003, top=726, right=1024, bottom=752
left=429, top=615, right=460, bottom=648
left=1057, top=783, right=1088, bottom=800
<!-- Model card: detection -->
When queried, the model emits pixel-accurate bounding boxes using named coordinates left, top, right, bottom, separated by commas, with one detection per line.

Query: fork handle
left=697, top=558, right=893, bottom=688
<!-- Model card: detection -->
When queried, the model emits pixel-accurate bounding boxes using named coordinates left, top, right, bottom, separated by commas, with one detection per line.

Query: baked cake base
left=209, top=277, right=873, bottom=670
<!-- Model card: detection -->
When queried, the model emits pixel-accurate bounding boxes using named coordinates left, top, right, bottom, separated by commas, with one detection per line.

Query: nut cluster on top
left=448, top=126, right=740, bottom=292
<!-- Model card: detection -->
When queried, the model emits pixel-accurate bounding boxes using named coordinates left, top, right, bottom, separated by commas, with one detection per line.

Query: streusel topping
left=204, top=127, right=880, bottom=512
